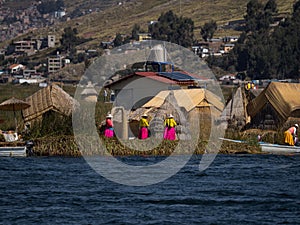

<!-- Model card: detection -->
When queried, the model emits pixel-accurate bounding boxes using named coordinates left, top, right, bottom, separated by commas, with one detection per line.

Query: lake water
left=0, top=154, right=299, bottom=224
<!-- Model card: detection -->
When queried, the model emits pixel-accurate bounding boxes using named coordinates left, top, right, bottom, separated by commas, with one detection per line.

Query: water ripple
left=0, top=155, right=299, bottom=224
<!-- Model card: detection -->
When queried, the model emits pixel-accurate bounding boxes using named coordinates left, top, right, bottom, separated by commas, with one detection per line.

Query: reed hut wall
left=221, top=87, right=246, bottom=121
left=127, top=105, right=215, bottom=140
left=127, top=89, right=224, bottom=140
left=249, top=107, right=300, bottom=131
left=247, top=82, right=300, bottom=130
left=189, top=107, right=212, bottom=140
left=246, top=102, right=279, bottom=130
left=290, top=109, right=300, bottom=118
left=129, top=120, right=140, bottom=138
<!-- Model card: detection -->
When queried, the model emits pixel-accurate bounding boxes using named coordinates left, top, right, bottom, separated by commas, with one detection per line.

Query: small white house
left=9, top=64, right=25, bottom=73
left=64, top=58, right=71, bottom=64
left=55, top=10, right=66, bottom=18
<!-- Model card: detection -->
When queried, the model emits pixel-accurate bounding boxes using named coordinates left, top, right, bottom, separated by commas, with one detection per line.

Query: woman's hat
left=106, top=114, right=113, bottom=118
left=168, top=114, right=174, bottom=118
left=142, top=113, right=148, bottom=117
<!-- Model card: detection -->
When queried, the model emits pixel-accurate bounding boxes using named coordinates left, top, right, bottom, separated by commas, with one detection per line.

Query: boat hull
left=220, top=137, right=300, bottom=154
left=0, top=146, right=27, bottom=157
left=260, top=143, right=300, bottom=154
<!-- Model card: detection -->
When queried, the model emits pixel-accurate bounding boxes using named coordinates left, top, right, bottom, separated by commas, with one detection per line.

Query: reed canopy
left=22, top=84, right=76, bottom=123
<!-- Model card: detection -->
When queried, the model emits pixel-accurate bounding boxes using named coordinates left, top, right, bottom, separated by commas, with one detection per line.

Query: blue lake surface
left=0, top=154, right=299, bottom=224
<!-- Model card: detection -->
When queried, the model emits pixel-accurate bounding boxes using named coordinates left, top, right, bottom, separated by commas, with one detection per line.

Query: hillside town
left=0, top=31, right=243, bottom=85
left=1, top=1, right=300, bottom=225
left=0, top=0, right=252, bottom=86
left=0, top=0, right=67, bottom=42
left=0, top=0, right=125, bottom=41
left=1, top=0, right=298, bottom=86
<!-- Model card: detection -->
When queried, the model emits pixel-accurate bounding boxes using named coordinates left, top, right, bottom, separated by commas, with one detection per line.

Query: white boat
left=259, top=142, right=300, bottom=154
left=0, top=145, right=27, bottom=157
left=0, top=140, right=34, bottom=157
left=220, top=137, right=300, bottom=154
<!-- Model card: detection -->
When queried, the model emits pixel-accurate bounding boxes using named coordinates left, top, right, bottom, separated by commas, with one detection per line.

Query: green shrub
left=25, top=111, right=73, bottom=139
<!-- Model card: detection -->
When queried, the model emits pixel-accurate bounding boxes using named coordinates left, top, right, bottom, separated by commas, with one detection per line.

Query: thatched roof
left=22, top=84, right=76, bottom=122
left=129, top=89, right=224, bottom=121
left=249, top=88, right=263, bottom=98
left=247, top=82, right=300, bottom=122
left=220, top=87, right=247, bottom=121
left=142, top=89, right=224, bottom=112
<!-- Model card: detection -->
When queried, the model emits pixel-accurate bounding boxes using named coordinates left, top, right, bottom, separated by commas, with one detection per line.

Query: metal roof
left=135, top=72, right=177, bottom=84
left=158, top=72, right=196, bottom=82
left=105, top=71, right=196, bottom=88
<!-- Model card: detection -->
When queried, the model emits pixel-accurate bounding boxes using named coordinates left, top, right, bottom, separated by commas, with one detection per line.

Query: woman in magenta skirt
left=163, top=114, right=177, bottom=140
left=138, top=114, right=149, bottom=139
left=104, top=114, right=114, bottom=138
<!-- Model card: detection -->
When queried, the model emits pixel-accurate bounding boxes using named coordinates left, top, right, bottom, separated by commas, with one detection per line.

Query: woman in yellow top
left=163, top=114, right=177, bottom=140
left=138, top=114, right=149, bottom=139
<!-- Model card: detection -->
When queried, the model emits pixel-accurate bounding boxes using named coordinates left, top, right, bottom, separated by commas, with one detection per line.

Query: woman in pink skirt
left=138, top=114, right=149, bottom=139
left=104, top=114, right=114, bottom=138
left=164, top=114, right=177, bottom=140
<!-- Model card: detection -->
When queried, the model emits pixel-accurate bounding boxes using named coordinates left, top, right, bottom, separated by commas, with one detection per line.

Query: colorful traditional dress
left=104, top=118, right=114, bottom=138
left=139, top=117, right=149, bottom=139
left=284, top=126, right=297, bottom=146
left=164, top=118, right=177, bottom=140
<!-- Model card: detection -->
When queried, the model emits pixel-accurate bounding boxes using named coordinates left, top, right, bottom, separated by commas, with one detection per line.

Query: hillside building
left=48, top=56, right=62, bottom=73
left=48, top=35, right=56, bottom=48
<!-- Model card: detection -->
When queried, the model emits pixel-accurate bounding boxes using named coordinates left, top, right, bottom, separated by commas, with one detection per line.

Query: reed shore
left=32, top=135, right=262, bottom=157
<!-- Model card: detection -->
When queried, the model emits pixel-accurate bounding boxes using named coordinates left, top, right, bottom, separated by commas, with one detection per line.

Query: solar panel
left=158, top=72, right=195, bottom=81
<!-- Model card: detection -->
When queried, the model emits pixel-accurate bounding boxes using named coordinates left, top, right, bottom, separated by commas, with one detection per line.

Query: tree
left=131, top=24, right=142, bottom=41
left=56, top=0, right=65, bottom=9
left=84, top=58, right=91, bottom=69
left=18, top=56, right=30, bottom=66
left=148, top=10, right=194, bottom=47
left=77, top=52, right=87, bottom=63
left=226, top=0, right=300, bottom=79
left=244, top=0, right=264, bottom=33
left=6, top=42, right=15, bottom=55
left=262, top=0, right=278, bottom=29
left=265, top=0, right=277, bottom=15
left=223, top=0, right=280, bottom=79
left=200, top=20, right=217, bottom=41
left=232, top=33, right=249, bottom=72
left=293, top=0, right=300, bottom=15
left=37, top=0, right=65, bottom=14
left=113, top=33, right=123, bottom=47
left=60, top=27, right=78, bottom=54
left=275, top=0, right=300, bottom=78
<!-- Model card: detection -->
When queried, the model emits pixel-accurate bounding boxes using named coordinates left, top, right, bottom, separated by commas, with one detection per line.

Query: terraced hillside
left=1, top=0, right=295, bottom=48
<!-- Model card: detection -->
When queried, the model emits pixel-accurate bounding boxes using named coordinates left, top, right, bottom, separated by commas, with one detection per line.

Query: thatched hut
left=246, top=82, right=300, bottom=130
left=128, top=88, right=224, bottom=139
left=22, top=84, right=76, bottom=124
left=220, top=86, right=250, bottom=130
left=141, top=89, right=223, bottom=116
